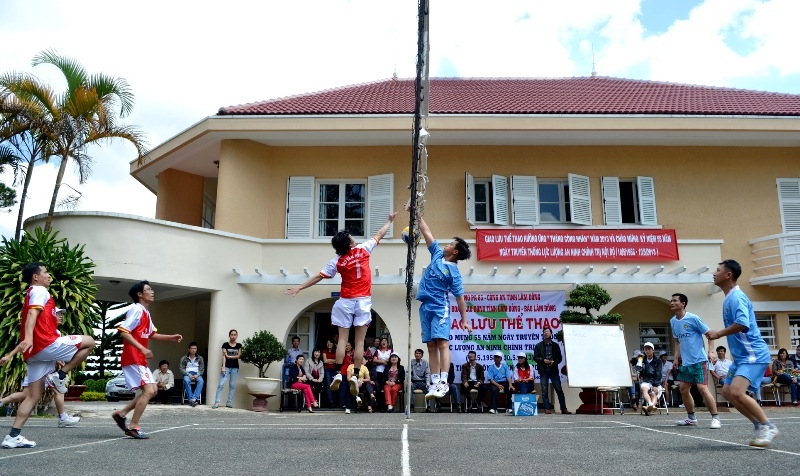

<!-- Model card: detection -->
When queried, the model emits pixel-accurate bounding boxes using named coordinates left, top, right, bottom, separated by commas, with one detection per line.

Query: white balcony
left=750, top=232, right=800, bottom=287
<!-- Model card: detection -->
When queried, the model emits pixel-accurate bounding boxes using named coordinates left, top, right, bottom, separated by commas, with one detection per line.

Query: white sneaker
left=344, top=408, right=351, bottom=414
left=58, top=415, right=80, bottom=428
left=676, top=418, right=698, bottom=426
left=750, top=425, right=779, bottom=448
left=349, top=376, right=359, bottom=396
left=506, top=409, right=513, bottom=414
left=488, top=409, right=497, bottom=414
left=356, top=396, right=363, bottom=405
left=678, top=404, right=685, bottom=408
left=330, top=374, right=342, bottom=391
left=2, top=434, right=36, bottom=448
left=46, top=372, right=68, bottom=394
left=425, top=384, right=438, bottom=400
left=433, top=382, right=448, bottom=398
left=709, top=418, right=721, bottom=429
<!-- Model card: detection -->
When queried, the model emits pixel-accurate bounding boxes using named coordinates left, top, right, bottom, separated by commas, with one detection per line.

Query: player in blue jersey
left=705, top=259, right=778, bottom=448
left=669, top=293, right=720, bottom=428
left=415, top=216, right=472, bottom=401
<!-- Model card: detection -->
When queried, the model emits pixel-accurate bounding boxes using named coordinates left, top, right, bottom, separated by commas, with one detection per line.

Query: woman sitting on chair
left=638, top=342, right=663, bottom=415
left=772, top=348, right=799, bottom=406
left=382, top=353, right=405, bottom=413
left=289, top=355, right=319, bottom=413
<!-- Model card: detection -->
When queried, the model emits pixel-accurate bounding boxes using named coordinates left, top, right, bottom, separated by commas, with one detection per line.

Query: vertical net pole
left=405, top=0, right=430, bottom=419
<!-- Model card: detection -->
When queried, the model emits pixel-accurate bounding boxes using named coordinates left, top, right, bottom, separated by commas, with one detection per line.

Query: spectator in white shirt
left=709, top=345, right=732, bottom=380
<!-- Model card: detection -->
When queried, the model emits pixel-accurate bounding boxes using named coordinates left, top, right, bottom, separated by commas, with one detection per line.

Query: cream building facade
left=27, top=77, right=800, bottom=410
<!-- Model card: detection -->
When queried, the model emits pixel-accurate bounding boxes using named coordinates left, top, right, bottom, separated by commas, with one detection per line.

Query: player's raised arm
left=418, top=217, right=435, bottom=247
left=373, top=211, right=399, bottom=241
left=285, top=274, right=324, bottom=296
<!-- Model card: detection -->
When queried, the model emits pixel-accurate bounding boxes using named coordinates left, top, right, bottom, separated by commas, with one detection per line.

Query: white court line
left=0, top=423, right=196, bottom=461
left=402, top=424, right=410, bottom=476
left=612, top=420, right=800, bottom=457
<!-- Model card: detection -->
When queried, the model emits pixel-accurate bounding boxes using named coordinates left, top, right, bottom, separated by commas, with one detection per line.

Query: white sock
left=431, top=373, right=440, bottom=384
left=59, top=413, right=68, bottom=420
left=440, top=372, right=448, bottom=384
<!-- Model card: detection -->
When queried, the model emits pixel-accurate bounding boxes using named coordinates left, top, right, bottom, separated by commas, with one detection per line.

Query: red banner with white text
left=476, top=229, right=679, bottom=262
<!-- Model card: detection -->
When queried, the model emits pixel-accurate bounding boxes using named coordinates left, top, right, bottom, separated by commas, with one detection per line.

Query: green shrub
left=79, top=391, right=106, bottom=401
left=85, top=379, right=108, bottom=393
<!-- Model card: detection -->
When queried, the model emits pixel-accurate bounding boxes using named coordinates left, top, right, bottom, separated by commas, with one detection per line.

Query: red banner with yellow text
left=476, top=229, right=679, bottom=262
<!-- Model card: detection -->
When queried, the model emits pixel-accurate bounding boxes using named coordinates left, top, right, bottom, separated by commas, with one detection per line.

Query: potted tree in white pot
left=240, top=330, right=287, bottom=410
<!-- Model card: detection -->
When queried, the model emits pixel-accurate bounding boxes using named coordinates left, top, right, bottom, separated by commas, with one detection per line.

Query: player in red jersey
left=111, top=281, right=182, bottom=439
left=286, top=212, right=398, bottom=402
left=3, top=262, right=95, bottom=449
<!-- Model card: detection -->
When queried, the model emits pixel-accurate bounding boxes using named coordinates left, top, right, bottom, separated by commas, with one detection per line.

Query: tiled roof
left=217, top=77, right=800, bottom=117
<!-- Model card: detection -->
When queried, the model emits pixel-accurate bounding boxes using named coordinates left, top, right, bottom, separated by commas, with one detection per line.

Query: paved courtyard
left=1, top=402, right=798, bottom=475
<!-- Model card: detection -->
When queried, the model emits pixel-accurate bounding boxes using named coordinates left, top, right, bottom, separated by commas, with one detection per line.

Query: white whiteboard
left=562, top=324, right=632, bottom=388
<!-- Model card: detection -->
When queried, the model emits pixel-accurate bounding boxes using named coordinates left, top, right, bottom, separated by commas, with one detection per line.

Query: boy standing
left=706, top=260, right=778, bottom=447
left=669, top=292, right=720, bottom=428
left=111, top=281, right=182, bottom=439
left=3, top=262, right=95, bottom=449
left=415, top=217, right=472, bottom=401
left=286, top=212, right=398, bottom=400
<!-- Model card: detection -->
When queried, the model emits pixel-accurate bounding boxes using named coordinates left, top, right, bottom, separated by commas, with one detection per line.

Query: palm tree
left=0, top=49, right=147, bottom=232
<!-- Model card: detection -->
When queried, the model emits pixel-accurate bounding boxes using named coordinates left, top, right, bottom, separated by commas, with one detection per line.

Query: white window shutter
left=492, top=174, right=509, bottom=225
left=286, top=176, right=314, bottom=238
left=637, top=176, right=658, bottom=226
left=569, top=173, right=592, bottom=225
left=777, top=178, right=800, bottom=232
left=465, top=172, right=476, bottom=226
left=601, top=176, right=622, bottom=226
left=368, top=173, right=394, bottom=237
left=511, top=175, right=539, bottom=225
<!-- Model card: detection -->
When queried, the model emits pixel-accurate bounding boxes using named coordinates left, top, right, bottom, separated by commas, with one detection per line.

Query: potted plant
left=240, top=330, right=287, bottom=409
left=557, top=283, right=623, bottom=414
left=556, top=283, right=623, bottom=340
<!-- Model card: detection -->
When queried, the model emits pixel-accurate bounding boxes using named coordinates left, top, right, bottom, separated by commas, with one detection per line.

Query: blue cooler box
left=512, top=393, right=538, bottom=416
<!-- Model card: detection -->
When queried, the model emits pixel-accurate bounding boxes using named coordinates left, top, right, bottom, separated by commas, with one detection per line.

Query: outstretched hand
left=285, top=287, right=301, bottom=296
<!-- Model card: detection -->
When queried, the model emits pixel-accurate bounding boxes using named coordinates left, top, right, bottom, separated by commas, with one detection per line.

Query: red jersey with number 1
left=118, top=303, right=156, bottom=366
left=21, top=285, right=59, bottom=359
left=320, top=238, right=378, bottom=299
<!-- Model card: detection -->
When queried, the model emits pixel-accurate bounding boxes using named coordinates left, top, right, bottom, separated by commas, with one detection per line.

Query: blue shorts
left=724, top=362, right=768, bottom=393
left=419, top=301, right=450, bottom=343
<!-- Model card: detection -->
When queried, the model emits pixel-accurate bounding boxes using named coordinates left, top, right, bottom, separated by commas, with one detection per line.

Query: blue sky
left=0, top=0, right=799, bottom=238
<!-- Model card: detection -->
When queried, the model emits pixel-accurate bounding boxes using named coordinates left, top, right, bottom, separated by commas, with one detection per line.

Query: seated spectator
left=773, top=348, right=799, bottom=406
left=179, top=342, right=205, bottom=407
left=790, top=344, right=800, bottom=368
left=513, top=352, right=535, bottom=395
left=709, top=345, right=732, bottom=381
left=373, top=337, right=392, bottom=387
left=289, top=355, right=318, bottom=413
left=409, top=348, right=431, bottom=412
left=382, top=353, right=405, bottom=412
left=152, top=360, right=174, bottom=404
left=346, top=361, right=373, bottom=413
left=460, top=350, right=485, bottom=411
left=305, top=348, right=325, bottom=401
left=486, top=351, right=515, bottom=414
left=659, top=351, right=673, bottom=387
left=638, top=342, right=663, bottom=415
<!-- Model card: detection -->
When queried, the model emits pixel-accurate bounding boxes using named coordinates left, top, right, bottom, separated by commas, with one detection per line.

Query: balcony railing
left=749, top=232, right=800, bottom=285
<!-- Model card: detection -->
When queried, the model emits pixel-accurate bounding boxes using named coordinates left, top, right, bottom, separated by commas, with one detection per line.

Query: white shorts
left=21, top=375, right=53, bottom=389
left=122, top=365, right=156, bottom=391
left=25, top=335, right=80, bottom=385
left=331, top=297, right=373, bottom=328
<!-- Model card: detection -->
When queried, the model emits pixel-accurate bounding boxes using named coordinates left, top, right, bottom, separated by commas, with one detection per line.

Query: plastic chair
left=596, top=386, right=621, bottom=414
left=640, top=386, right=668, bottom=415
